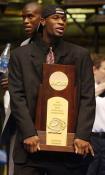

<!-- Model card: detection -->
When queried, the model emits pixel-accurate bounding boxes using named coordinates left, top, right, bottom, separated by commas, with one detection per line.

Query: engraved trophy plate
left=46, top=97, right=68, bottom=146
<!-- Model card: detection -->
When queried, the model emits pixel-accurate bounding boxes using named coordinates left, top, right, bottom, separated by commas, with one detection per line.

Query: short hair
left=91, top=53, right=105, bottom=69
left=24, top=1, right=39, bottom=6
left=42, top=4, right=66, bottom=18
left=23, top=1, right=41, bottom=10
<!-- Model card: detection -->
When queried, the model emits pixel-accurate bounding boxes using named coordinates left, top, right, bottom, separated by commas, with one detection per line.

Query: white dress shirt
left=92, top=83, right=105, bottom=132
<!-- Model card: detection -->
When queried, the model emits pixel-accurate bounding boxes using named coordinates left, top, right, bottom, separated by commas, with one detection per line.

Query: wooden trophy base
left=38, top=131, right=75, bottom=152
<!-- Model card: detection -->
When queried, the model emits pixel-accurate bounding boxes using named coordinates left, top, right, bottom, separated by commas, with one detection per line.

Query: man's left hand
left=74, top=138, right=94, bottom=156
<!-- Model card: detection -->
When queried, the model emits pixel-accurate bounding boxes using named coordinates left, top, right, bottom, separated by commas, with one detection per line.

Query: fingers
left=0, top=78, right=8, bottom=90
left=0, top=78, right=8, bottom=84
left=88, top=144, right=94, bottom=156
left=24, top=144, right=34, bottom=153
left=74, top=143, right=83, bottom=155
left=74, top=139, right=94, bottom=156
left=74, top=145, right=84, bottom=155
left=85, top=146, right=90, bottom=155
left=74, top=139, right=85, bottom=155
left=37, top=142, right=40, bottom=151
left=24, top=142, right=39, bottom=153
left=74, top=144, right=78, bottom=154
left=23, top=136, right=40, bottom=153
left=29, top=143, right=38, bottom=153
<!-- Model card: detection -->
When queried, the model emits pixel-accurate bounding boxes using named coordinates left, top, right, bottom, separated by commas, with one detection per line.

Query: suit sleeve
left=8, top=50, right=37, bottom=140
left=75, top=51, right=95, bottom=141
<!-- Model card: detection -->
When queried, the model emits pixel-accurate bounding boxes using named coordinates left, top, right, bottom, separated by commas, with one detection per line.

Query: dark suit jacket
left=8, top=36, right=95, bottom=163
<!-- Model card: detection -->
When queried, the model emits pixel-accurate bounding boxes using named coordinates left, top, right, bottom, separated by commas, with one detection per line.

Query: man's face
left=22, top=4, right=41, bottom=36
left=43, top=13, right=67, bottom=37
left=95, top=61, right=105, bottom=83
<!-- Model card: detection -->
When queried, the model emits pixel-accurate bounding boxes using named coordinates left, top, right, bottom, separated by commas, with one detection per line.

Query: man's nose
left=23, top=18, right=29, bottom=24
left=57, top=20, right=65, bottom=27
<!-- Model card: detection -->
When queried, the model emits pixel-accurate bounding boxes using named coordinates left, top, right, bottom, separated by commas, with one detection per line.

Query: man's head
left=92, top=53, right=105, bottom=84
left=22, top=1, right=41, bottom=36
left=41, top=5, right=67, bottom=41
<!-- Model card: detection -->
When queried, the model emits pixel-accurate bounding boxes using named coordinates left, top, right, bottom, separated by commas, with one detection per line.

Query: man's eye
left=28, top=15, right=33, bottom=19
left=62, top=18, right=66, bottom=22
left=53, top=16, right=58, bottom=19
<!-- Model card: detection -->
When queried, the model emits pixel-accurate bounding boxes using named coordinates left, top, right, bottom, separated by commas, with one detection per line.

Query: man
left=0, top=1, right=42, bottom=90
left=9, top=5, right=95, bottom=175
left=1, top=1, right=42, bottom=175
left=1, top=0, right=42, bottom=136
left=0, top=1, right=42, bottom=108
left=21, top=1, right=42, bottom=46
left=87, top=54, right=105, bottom=175
left=0, top=0, right=41, bottom=88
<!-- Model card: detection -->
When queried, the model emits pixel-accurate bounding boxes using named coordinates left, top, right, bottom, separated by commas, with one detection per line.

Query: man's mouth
left=24, top=25, right=32, bottom=31
left=55, top=27, right=64, bottom=34
left=25, top=27, right=31, bottom=31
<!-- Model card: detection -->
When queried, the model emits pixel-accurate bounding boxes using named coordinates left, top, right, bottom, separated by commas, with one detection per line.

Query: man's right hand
left=23, top=136, right=40, bottom=153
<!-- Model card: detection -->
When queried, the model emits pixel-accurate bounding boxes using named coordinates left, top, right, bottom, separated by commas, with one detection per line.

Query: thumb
left=74, top=144, right=78, bottom=154
left=37, top=143, right=40, bottom=151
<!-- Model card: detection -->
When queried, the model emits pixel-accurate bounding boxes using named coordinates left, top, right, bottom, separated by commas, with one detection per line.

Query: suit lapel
left=54, top=40, right=68, bottom=64
left=30, top=43, right=47, bottom=81
left=29, top=38, right=69, bottom=79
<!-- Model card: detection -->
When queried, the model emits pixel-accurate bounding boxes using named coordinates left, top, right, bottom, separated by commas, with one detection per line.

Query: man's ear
left=40, top=18, right=46, bottom=27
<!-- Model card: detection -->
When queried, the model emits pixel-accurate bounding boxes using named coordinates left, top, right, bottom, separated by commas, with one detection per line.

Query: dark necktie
left=46, top=47, right=55, bottom=64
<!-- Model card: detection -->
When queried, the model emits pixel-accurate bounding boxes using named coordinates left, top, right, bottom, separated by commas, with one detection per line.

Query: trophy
left=35, top=64, right=77, bottom=152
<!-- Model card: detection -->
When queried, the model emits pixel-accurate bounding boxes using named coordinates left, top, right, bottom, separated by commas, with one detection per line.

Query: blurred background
left=0, top=0, right=105, bottom=53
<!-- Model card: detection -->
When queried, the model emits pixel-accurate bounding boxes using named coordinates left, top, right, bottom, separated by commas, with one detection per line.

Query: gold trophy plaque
left=35, top=64, right=77, bottom=152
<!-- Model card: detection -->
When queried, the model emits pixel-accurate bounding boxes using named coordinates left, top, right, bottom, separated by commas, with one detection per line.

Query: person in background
left=1, top=1, right=42, bottom=175
left=0, top=1, right=42, bottom=90
left=87, top=53, right=105, bottom=175
left=9, top=4, right=95, bottom=175
left=21, top=1, right=42, bottom=46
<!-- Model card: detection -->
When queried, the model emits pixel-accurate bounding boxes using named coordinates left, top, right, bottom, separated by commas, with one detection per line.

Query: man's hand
left=23, top=136, right=40, bottom=153
left=74, top=138, right=94, bottom=156
left=0, top=77, right=8, bottom=90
